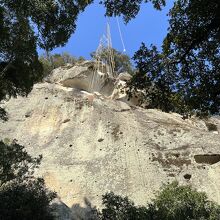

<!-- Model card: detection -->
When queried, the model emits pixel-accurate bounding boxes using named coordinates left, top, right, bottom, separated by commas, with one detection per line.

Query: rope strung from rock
left=106, top=20, right=115, bottom=78
left=116, top=17, right=126, bottom=53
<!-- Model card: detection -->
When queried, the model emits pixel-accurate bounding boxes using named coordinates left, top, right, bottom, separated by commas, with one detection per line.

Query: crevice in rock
left=184, top=174, right=191, bottom=180
left=194, top=154, right=220, bottom=165
left=205, top=122, right=218, bottom=132
left=98, top=138, right=104, bottom=142
left=63, top=119, right=70, bottom=123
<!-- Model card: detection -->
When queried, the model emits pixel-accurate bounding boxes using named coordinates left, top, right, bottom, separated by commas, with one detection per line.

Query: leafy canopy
left=153, top=181, right=220, bottom=220
left=0, top=0, right=93, bottom=120
left=0, top=140, right=42, bottom=185
left=162, top=0, right=220, bottom=115
left=39, top=52, right=85, bottom=77
left=127, top=44, right=176, bottom=112
left=0, top=140, right=56, bottom=220
left=102, top=0, right=220, bottom=116
left=100, top=0, right=166, bottom=23
left=99, top=182, right=220, bottom=220
left=101, top=192, right=149, bottom=220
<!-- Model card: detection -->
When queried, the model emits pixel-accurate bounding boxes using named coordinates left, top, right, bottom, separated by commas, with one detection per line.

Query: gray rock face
left=47, top=61, right=115, bottom=96
left=1, top=64, right=220, bottom=217
left=117, top=72, right=132, bottom=81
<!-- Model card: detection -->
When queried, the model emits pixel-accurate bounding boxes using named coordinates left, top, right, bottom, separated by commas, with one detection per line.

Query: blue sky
left=40, top=1, right=174, bottom=59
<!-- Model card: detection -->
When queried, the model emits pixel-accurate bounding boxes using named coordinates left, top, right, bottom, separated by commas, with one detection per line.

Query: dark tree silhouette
left=0, top=140, right=56, bottom=220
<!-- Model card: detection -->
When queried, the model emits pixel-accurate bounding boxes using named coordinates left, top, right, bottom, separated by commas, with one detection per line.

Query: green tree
left=0, top=0, right=93, bottom=120
left=62, top=52, right=78, bottom=65
left=153, top=182, right=220, bottom=220
left=78, top=56, right=86, bottom=64
left=162, top=0, right=220, bottom=116
left=99, top=182, right=220, bottom=220
left=101, top=0, right=220, bottom=116
left=39, top=56, right=54, bottom=77
left=39, top=53, right=83, bottom=77
left=100, top=192, right=149, bottom=220
left=91, top=47, right=134, bottom=74
left=0, top=140, right=42, bottom=185
left=0, top=140, right=56, bottom=220
left=127, top=43, right=178, bottom=113
left=100, top=0, right=166, bottom=23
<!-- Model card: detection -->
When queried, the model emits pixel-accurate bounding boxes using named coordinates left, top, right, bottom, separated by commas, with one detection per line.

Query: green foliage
left=101, top=192, right=149, bottom=220
left=0, top=0, right=93, bottom=120
left=39, top=53, right=85, bottom=77
left=0, top=140, right=42, bottom=185
left=0, top=179, right=56, bottom=220
left=100, top=0, right=166, bottom=23
left=153, top=182, right=220, bottom=220
left=99, top=182, right=220, bottom=220
left=118, top=0, right=220, bottom=116
left=39, top=52, right=76, bottom=76
left=91, top=47, right=134, bottom=74
left=128, top=43, right=178, bottom=112
left=0, top=140, right=56, bottom=220
left=78, top=56, right=86, bottom=64
left=162, top=0, right=220, bottom=116
left=39, top=56, right=54, bottom=77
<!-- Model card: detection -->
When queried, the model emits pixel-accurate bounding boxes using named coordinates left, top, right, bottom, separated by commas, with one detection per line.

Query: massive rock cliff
left=1, top=61, right=220, bottom=217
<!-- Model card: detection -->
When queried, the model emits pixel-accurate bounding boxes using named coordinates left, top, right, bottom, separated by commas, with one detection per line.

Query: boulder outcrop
left=46, top=61, right=116, bottom=97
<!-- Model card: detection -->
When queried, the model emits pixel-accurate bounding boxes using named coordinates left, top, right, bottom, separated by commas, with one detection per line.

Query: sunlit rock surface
left=1, top=62, right=220, bottom=218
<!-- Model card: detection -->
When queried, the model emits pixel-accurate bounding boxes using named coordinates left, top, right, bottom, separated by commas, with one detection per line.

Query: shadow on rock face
left=71, top=198, right=99, bottom=220
left=52, top=198, right=99, bottom=220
